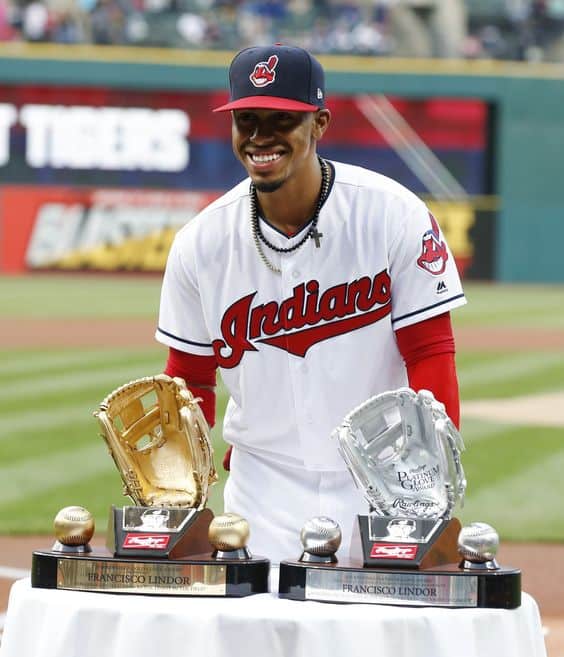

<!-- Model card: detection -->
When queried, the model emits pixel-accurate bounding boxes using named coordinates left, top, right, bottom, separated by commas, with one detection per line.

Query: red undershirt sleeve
left=164, top=347, right=218, bottom=429
left=164, top=347, right=234, bottom=471
left=394, top=312, right=460, bottom=429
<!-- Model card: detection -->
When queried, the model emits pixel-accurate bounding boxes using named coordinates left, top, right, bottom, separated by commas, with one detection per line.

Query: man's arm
left=394, top=312, right=460, bottom=428
left=164, top=348, right=217, bottom=428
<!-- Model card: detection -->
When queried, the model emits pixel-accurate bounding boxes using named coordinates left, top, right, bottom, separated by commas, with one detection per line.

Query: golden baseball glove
left=94, top=374, right=217, bottom=508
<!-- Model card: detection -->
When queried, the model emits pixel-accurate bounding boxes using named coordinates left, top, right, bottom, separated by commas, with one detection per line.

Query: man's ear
left=312, top=109, right=331, bottom=141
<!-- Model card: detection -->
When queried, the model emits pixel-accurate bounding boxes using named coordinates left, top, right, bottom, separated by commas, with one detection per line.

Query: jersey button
left=292, top=269, right=300, bottom=279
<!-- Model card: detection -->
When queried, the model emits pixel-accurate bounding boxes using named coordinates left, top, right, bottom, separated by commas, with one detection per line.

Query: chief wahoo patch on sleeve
left=416, top=212, right=448, bottom=275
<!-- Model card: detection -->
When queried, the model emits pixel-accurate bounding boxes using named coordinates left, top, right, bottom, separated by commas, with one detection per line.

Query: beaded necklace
left=250, top=157, right=330, bottom=274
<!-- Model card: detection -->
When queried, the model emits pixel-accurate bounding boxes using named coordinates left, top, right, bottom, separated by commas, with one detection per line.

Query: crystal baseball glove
left=94, top=374, right=217, bottom=508
left=333, top=388, right=466, bottom=519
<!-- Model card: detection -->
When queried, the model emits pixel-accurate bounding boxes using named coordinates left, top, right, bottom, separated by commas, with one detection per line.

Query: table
left=0, top=575, right=547, bottom=657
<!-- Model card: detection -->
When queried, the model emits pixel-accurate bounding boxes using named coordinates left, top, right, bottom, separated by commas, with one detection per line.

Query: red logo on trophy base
left=123, top=533, right=170, bottom=549
left=370, top=543, right=418, bottom=560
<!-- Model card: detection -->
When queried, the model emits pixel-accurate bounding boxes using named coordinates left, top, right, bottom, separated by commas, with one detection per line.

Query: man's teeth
left=251, top=153, right=281, bottom=163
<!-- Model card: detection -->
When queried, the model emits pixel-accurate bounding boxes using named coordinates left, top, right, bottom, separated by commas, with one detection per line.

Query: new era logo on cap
left=213, top=45, right=325, bottom=113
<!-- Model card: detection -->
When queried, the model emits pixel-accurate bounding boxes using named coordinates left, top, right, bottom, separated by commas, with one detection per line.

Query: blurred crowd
left=1, top=0, right=564, bottom=62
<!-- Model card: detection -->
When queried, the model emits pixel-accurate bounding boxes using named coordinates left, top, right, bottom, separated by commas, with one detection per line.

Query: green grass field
left=1, top=275, right=563, bottom=541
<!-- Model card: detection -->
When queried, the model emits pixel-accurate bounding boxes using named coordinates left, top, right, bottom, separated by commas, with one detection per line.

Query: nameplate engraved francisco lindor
left=57, top=559, right=227, bottom=596
left=305, top=569, right=478, bottom=607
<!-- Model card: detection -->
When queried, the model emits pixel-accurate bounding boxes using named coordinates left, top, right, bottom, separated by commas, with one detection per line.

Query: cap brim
left=213, top=96, right=320, bottom=113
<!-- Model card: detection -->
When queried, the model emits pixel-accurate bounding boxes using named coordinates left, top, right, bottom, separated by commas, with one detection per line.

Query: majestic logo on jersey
left=417, top=213, right=448, bottom=276
left=249, top=55, right=278, bottom=88
left=213, top=270, right=392, bottom=368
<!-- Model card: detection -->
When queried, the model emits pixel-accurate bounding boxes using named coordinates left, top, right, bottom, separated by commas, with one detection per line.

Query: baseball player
left=156, top=44, right=466, bottom=563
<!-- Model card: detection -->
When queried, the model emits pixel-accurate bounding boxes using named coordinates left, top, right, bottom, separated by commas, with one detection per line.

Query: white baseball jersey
left=156, top=160, right=466, bottom=472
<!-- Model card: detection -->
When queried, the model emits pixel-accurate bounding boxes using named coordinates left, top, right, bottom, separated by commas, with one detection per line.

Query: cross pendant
left=311, top=227, right=323, bottom=248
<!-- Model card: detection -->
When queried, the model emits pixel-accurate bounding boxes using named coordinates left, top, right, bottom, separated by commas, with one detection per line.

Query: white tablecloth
left=0, top=574, right=547, bottom=657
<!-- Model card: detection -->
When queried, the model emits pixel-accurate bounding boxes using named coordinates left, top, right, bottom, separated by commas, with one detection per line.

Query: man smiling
left=155, top=44, right=466, bottom=563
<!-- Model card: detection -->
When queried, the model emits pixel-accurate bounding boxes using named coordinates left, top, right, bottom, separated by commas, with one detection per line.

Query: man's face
left=231, top=108, right=330, bottom=192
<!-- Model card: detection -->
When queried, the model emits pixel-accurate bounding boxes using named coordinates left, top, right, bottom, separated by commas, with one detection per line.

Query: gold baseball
left=208, top=513, right=250, bottom=551
left=53, top=506, right=95, bottom=546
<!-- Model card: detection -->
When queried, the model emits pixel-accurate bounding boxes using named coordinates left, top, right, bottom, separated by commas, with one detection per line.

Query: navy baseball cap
left=213, top=44, right=325, bottom=113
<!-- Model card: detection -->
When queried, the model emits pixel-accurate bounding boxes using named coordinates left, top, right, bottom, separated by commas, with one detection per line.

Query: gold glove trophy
left=31, top=374, right=269, bottom=597
left=279, top=388, right=521, bottom=608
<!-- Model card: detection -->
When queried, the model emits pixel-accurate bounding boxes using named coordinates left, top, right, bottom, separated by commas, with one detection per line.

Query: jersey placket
left=278, top=238, right=318, bottom=467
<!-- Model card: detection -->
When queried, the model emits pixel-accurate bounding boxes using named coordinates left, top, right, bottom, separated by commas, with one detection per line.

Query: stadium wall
left=0, top=44, right=562, bottom=282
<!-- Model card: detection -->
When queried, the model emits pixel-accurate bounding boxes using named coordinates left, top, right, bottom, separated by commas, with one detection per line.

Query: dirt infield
left=463, top=391, right=564, bottom=427
left=3, top=318, right=564, bottom=350
left=455, top=326, right=564, bottom=352
left=0, top=318, right=160, bottom=347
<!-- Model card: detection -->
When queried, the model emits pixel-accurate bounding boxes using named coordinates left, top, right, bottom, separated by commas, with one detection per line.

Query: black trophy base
left=279, top=558, right=521, bottom=609
left=32, top=549, right=270, bottom=597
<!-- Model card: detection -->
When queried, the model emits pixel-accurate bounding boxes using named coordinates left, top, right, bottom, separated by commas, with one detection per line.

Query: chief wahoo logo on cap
left=249, top=55, right=279, bottom=88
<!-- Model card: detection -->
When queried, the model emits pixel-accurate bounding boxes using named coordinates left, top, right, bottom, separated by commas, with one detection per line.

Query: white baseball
left=458, top=522, right=499, bottom=563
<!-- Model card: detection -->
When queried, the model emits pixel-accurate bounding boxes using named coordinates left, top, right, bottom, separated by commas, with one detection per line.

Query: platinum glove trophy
left=279, top=388, right=520, bottom=608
